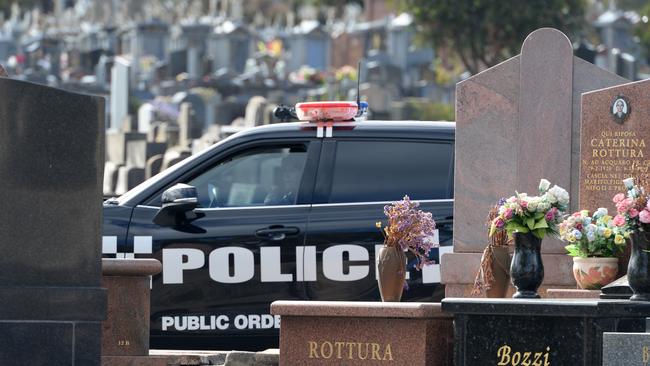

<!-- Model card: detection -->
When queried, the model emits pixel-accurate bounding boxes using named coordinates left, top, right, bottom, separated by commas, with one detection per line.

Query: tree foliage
left=402, top=0, right=587, bottom=74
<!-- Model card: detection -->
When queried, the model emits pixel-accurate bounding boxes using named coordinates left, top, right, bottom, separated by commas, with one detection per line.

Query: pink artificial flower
left=629, top=208, right=639, bottom=218
left=613, top=193, right=626, bottom=203
left=495, top=218, right=505, bottom=228
left=613, top=215, right=626, bottom=227
left=573, top=212, right=582, bottom=218
left=545, top=210, right=555, bottom=221
left=504, top=208, right=513, bottom=220
left=520, top=201, right=528, bottom=209
left=640, top=210, right=650, bottom=224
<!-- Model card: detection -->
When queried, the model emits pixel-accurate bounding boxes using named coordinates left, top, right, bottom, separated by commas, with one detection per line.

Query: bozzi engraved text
left=497, top=344, right=550, bottom=366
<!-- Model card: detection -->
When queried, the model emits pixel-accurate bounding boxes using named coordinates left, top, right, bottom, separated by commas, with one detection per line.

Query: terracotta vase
left=572, top=257, right=618, bottom=290
left=628, top=231, right=650, bottom=301
left=510, top=232, right=544, bottom=299
left=377, top=246, right=406, bottom=302
left=485, top=246, right=511, bottom=298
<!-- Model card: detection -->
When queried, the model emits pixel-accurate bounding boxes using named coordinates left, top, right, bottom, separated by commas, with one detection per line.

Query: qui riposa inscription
left=583, top=131, right=650, bottom=192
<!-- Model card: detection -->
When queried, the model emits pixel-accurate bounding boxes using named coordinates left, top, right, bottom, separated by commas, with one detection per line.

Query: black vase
left=628, top=231, right=650, bottom=301
left=511, top=232, right=544, bottom=299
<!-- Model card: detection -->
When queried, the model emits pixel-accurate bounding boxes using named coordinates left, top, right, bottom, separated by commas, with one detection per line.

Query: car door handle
left=255, top=226, right=300, bottom=241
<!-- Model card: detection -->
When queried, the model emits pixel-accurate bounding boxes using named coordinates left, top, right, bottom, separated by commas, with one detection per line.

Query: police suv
left=102, top=105, right=455, bottom=350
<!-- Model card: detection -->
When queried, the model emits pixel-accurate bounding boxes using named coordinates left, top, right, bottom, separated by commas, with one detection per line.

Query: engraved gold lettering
left=357, top=342, right=369, bottom=360
left=321, top=341, right=333, bottom=359
left=308, top=341, right=319, bottom=359
left=371, top=343, right=381, bottom=360
left=347, top=342, right=355, bottom=360
left=383, top=344, right=393, bottom=361
left=544, top=346, right=550, bottom=366
left=521, top=351, right=531, bottom=366
left=335, top=341, right=344, bottom=359
left=497, top=345, right=512, bottom=365
left=532, top=352, right=543, bottom=366
left=644, top=345, right=650, bottom=364
left=512, top=352, right=522, bottom=364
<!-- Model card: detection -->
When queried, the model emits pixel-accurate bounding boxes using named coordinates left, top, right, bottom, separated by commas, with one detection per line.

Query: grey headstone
left=148, top=121, right=163, bottom=143
left=105, top=130, right=146, bottom=164
left=0, top=78, right=106, bottom=364
left=244, top=96, right=268, bottom=126
left=145, top=154, right=164, bottom=179
left=161, top=149, right=191, bottom=171
left=126, top=140, right=166, bottom=169
left=156, top=123, right=180, bottom=147
left=178, top=102, right=193, bottom=148
left=109, top=56, right=129, bottom=131
left=115, top=166, right=145, bottom=196
left=103, top=161, right=123, bottom=196
left=603, top=332, right=650, bottom=365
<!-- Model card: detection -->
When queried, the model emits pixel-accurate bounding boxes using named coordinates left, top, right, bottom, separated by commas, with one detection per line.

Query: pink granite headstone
left=443, top=28, right=628, bottom=297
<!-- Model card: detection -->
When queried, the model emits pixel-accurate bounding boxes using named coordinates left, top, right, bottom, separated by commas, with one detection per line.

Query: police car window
left=188, top=145, right=307, bottom=208
left=329, top=140, right=453, bottom=203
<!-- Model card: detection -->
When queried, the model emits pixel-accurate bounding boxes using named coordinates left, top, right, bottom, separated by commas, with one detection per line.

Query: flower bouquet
left=376, top=196, right=437, bottom=301
left=613, top=177, right=650, bottom=300
left=472, top=202, right=512, bottom=297
left=489, top=179, right=569, bottom=298
left=560, top=208, right=627, bottom=289
left=489, top=179, right=569, bottom=240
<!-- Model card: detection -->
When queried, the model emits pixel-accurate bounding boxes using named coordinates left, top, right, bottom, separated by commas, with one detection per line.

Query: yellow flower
left=567, top=234, right=576, bottom=243
left=376, top=221, right=382, bottom=228
left=580, top=210, right=589, bottom=217
left=603, top=228, right=612, bottom=238
left=602, top=215, right=612, bottom=224
left=624, top=231, right=630, bottom=239
left=615, top=234, right=625, bottom=245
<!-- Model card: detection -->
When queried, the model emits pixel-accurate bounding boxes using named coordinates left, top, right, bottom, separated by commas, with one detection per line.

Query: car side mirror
left=153, top=183, right=204, bottom=227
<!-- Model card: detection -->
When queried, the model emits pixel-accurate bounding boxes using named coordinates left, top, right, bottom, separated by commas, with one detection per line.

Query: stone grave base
left=546, top=288, right=601, bottom=298
left=442, top=252, right=576, bottom=297
left=603, top=332, right=650, bottom=366
left=442, top=298, right=650, bottom=366
left=102, top=349, right=278, bottom=366
left=271, top=301, right=453, bottom=366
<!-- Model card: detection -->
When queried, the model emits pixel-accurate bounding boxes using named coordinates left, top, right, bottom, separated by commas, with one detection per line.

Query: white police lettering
left=162, top=248, right=205, bottom=284
left=209, top=247, right=254, bottom=284
left=296, top=246, right=317, bottom=281
left=260, top=247, right=293, bottom=282
left=161, top=314, right=280, bottom=331
left=323, top=245, right=369, bottom=281
left=157, top=244, right=447, bottom=284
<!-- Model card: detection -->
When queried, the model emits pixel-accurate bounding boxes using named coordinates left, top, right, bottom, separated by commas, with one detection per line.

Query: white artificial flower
left=539, top=179, right=551, bottom=193
left=594, top=207, right=608, bottom=218
left=549, top=185, right=569, bottom=206
left=623, top=177, right=635, bottom=189
left=538, top=200, right=550, bottom=212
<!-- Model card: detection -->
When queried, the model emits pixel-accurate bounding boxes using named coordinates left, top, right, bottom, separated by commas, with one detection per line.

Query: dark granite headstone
left=442, top=298, right=649, bottom=366
left=603, top=332, right=650, bottom=366
left=0, top=78, right=106, bottom=364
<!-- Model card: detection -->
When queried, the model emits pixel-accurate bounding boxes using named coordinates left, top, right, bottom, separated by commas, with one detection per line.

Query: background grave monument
left=0, top=78, right=105, bottom=364
left=442, top=28, right=628, bottom=296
